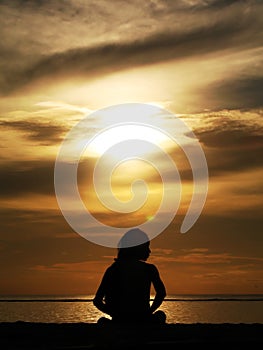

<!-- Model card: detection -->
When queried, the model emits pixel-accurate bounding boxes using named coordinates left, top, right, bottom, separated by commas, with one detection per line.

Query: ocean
left=0, top=295, right=262, bottom=324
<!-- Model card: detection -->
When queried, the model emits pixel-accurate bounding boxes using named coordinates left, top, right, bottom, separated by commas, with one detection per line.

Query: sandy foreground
left=0, top=322, right=263, bottom=349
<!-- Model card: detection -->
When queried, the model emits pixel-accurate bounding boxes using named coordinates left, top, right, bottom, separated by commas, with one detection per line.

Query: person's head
left=116, top=228, right=151, bottom=261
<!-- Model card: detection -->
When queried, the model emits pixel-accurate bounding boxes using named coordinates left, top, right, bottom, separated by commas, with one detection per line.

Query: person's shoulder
left=105, top=261, right=118, bottom=272
left=108, top=260, right=118, bottom=268
left=143, top=262, right=159, bottom=272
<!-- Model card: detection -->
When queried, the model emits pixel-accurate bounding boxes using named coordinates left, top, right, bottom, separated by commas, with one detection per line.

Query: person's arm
left=149, top=265, right=166, bottom=314
left=92, top=268, right=112, bottom=316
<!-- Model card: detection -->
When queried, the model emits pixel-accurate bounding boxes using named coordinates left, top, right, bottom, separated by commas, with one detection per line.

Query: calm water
left=0, top=295, right=262, bottom=324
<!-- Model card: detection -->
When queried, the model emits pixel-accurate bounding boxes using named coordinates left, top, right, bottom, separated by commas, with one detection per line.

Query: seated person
left=93, top=228, right=166, bottom=324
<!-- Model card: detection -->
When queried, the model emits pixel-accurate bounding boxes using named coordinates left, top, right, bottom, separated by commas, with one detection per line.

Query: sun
left=83, top=103, right=172, bottom=159
left=86, top=124, right=170, bottom=159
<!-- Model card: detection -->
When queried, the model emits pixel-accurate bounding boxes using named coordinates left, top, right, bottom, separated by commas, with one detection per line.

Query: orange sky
left=0, top=0, right=263, bottom=295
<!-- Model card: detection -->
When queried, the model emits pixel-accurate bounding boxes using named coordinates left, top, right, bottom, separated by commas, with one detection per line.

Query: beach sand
left=1, top=322, right=262, bottom=349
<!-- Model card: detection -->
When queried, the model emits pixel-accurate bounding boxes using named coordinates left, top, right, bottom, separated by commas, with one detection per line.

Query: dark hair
left=116, top=228, right=150, bottom=261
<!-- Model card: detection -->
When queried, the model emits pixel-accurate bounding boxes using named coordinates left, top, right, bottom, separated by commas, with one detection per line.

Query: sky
left=0, top=0, right=263, bottom=296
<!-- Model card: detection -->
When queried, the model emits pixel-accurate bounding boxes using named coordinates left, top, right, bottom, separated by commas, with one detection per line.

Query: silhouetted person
left=93, top=228, right=167, bottom=324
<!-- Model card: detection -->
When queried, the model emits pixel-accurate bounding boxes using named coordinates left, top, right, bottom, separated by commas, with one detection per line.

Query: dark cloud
left=149, top=117, right=263, bottom=181
left=0, top=119, right=68, bottom=144
left=0, top=229, right=93, bottom=269
left=0, top=206, right=113, bottom=268
left=1, top=207, right=262, bottom=271
left=205, top=76, right=263, bottom=110
left=191, top=0, right=253, bottom=10
left=0, top=115, right=262, bottom=202
left=0, top=160, right=55, bottom=198
left=153, top=211, right=263, bottom=257
left=0, top=208, right=67, bottom=239
left=196, top=117, right=263, bottom=176
left=0, top=5, right=262, bottom=95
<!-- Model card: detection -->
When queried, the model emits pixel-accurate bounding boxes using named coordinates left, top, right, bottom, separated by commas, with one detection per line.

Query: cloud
left=35, top=101, right=92, bottom=114
left=152, top=211, right=263, bottom=257
left=0, top=207, right=114, bottom=267
left=205, top=76, right=263, bottom=110
left=0, top=207, right=69, bottom=240
left=30, top=259, right=113, bottom=274
left=193, top=270, right=248, bottom=280
left=192, top=110, right=263, bottom=176
left=0, top=119, right=68, bottom=145
left=0, top=0, right=262, bottom=95
left=151, top=248, right=263, bottom=265
left=0, top=160, right=55, bottom=198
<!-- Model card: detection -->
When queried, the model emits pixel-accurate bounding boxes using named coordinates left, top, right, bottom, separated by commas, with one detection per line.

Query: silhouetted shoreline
left=1, top=322, right=263, bottom=349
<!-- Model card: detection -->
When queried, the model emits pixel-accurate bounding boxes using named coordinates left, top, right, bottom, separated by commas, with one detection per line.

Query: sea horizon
left=1, top=293, right=262, bottom=300
left=1, top=293, right=262, bottom=324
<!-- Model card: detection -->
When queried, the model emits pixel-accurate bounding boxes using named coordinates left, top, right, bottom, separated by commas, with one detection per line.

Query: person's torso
left=105, top=260, right=153, bottom=319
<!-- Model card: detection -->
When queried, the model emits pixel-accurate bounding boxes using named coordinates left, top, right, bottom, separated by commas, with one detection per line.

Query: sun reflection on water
left=0, top=295, right=263, bottom=324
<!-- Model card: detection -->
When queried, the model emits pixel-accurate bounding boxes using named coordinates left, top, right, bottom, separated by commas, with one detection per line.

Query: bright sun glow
left=86, top=124, right=169, bottom=158
left=83, top=104, right=172, bottom=159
